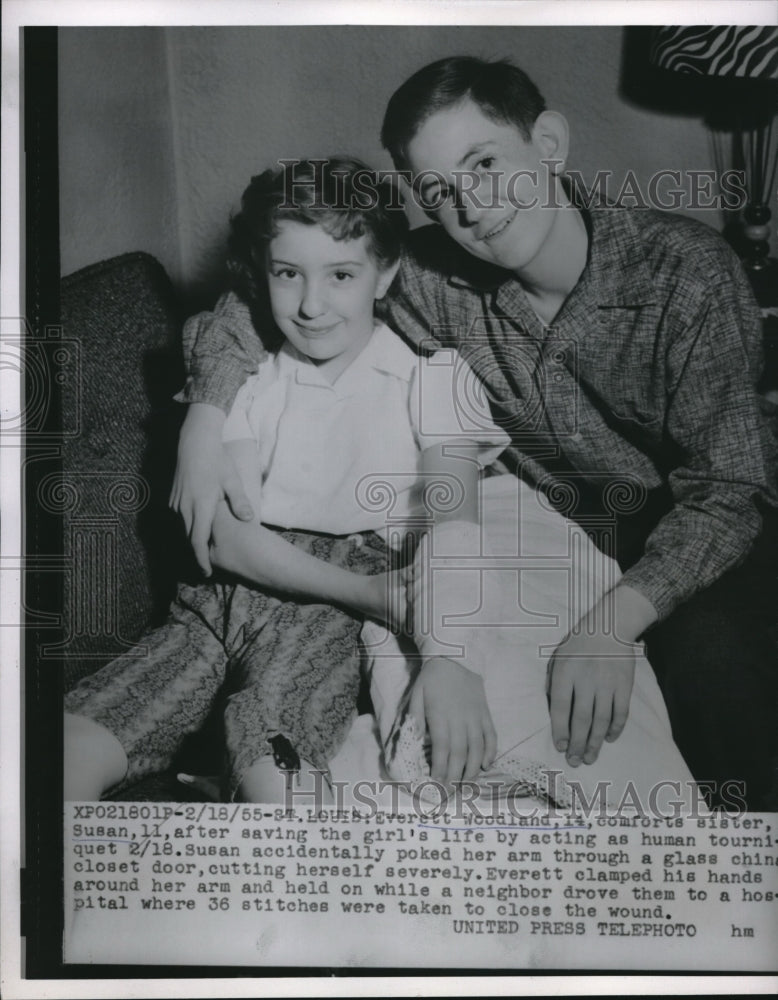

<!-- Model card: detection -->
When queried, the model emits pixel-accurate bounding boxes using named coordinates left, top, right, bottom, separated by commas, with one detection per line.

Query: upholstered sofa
left=60, top=252, right=208, bottom=798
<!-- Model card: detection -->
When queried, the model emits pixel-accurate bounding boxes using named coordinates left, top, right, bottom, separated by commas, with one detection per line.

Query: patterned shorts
left=64, top=528, right=391, bottom=798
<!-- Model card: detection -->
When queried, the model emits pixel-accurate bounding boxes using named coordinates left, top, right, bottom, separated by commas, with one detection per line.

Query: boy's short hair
left=381, top=56, right=547, bottom=170
left=228, top=157, right=407, bottom=347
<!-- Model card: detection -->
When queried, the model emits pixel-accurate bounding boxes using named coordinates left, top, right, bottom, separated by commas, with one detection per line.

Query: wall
left=59, top=25, right=743, bottom=307
left=58, top=28, right=181, bottom=283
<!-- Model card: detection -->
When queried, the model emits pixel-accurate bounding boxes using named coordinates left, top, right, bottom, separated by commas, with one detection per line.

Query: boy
left=174, top=58, right=777, bottom=807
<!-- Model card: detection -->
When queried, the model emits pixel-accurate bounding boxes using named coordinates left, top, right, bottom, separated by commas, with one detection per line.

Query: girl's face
left=266, top=221, right=398, bottom=375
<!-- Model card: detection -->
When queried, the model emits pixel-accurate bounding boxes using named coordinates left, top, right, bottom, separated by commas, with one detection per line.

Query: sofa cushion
left=60, top=252, right=187, bottom=689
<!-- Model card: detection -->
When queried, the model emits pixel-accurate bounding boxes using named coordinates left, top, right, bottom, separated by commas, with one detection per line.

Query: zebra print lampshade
left=650, top=26, right=778, bottom=79
left=652, top=25, right=778, bottom=277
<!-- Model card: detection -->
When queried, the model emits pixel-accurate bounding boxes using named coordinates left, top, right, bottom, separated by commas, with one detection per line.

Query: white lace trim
left=385, top=714, right=573, bottom=810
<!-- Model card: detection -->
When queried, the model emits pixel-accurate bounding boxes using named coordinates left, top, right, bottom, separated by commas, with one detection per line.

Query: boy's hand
left=547, top=629, right=639, bottom=767
left=547, top=584, right=655, bottom=767
left=409, top=657, right=497, bottom=786
left=169, top=403, right=254, bottom=576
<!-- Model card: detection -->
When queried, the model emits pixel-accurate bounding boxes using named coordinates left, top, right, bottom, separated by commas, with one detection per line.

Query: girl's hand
left=409, top=657, right=497, bottom=786
left=169, top=403, right=254, bottom=576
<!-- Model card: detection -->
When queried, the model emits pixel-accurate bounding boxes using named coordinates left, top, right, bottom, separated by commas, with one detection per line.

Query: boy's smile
left=267, top=222, right=397, bottom=382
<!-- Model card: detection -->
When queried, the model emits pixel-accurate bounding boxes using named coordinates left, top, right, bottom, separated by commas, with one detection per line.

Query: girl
left=64, top=157, right=509, bottom=803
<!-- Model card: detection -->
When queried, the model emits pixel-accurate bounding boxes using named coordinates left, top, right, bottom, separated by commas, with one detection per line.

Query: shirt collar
left=275, top=341, right=314, bottom=380
left=578, top=206, right=656, bottom=308
left=358, top=322, right=417, bottom=380
left=274, top=322, right=415, bottom=391
left=445, top=253, right=507, bottom=292
left=446, top=205, right=656, bottom=308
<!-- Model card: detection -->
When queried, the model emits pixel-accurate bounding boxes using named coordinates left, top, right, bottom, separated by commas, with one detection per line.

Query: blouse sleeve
left=222, top=377, right=259, bottom=444
left=409, top=348, right=510, bottom=465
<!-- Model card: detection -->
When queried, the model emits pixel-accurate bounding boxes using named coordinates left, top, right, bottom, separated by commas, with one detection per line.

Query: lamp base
left=742, top=204, right=775, bottom=285
left=745, top=257, right=778, bottom=309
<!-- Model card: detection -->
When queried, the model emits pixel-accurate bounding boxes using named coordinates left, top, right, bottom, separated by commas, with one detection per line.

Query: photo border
left=2, top=1, right=777, bottom=997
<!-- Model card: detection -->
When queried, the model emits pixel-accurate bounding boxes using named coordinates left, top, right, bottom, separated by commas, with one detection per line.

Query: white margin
left=2, top=2, right=777, bottom=998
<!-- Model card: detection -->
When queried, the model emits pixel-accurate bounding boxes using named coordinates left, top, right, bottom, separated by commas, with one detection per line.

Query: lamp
left=650, top=26, right=778, bottom=283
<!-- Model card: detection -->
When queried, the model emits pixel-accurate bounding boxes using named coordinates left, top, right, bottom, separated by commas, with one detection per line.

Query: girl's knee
left=237, top=755, right=332, bottom=805
left=64, top=713, right=128, bottom=800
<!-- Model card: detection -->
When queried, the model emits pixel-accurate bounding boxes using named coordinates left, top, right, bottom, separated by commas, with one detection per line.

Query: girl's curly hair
left=227, top=156, right=408, bottom=350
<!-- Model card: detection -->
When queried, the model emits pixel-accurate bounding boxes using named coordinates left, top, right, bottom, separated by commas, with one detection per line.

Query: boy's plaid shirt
left=182, top=205, right=777, bottom=622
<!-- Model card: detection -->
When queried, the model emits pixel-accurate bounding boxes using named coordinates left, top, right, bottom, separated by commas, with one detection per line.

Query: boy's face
left=267, top=222, right=396, bottom=369
left=406, top=99, right=560, bottom=275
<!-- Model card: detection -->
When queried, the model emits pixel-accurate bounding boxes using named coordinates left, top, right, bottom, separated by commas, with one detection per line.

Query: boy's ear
left=376, top=259, right=401, bottom=299
left=531, top=111, right=570, bottom=174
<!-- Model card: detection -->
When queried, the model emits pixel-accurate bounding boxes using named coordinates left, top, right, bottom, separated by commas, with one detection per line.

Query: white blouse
left=222, top=322, right=509, bottom=535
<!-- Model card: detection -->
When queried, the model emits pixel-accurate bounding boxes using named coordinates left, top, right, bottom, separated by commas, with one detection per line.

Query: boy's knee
left=650, top=592, right=756, bottom=680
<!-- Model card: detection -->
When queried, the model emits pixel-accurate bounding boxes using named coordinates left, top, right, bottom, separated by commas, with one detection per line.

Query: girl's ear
left=375, top=259, right=401, bottom=299
left=531, top=111, right=570, bottom=174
